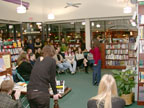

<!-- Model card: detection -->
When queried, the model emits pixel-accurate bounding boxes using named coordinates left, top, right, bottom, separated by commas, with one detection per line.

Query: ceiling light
left=48, top=27, right=51, bottom=31
left=96, top=24, right=100, bottom=28
left=123, top=6, right=132, bottom=13
left=48, top=13, right=55, bottom=19
left=17, top=5, right=26, bottom=14
left=82, top=22, right=85, bottom=25
left=91, top=22, right=94, bottom=26
left=36, top=22, right=42, bottom=25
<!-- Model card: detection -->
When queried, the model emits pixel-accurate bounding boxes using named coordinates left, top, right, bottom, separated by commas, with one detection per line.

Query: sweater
left=87, top=97, right=125, bottom=108
left=90, top=47, right=101, bottom=64
left=0, top=92, right=22, bottom=108
left=27, top=56, right=57, bottom=94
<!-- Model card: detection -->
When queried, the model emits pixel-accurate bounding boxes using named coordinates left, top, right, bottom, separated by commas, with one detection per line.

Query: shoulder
left=45, top=56, right=56, bottom=63
left=112, top=97, right=125, bottom=107
left=87, top=99, right=97, bottom=108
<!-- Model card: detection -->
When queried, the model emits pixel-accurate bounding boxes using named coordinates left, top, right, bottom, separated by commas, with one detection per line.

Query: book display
left=104, top=42, right=137, bottom=69
left=0, top=39, right=22, bottom=67
left=137, top=1, right=144, bottom=105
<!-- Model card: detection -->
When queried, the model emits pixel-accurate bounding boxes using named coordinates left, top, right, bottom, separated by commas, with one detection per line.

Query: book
left=0, top=58, right=6, bottom=72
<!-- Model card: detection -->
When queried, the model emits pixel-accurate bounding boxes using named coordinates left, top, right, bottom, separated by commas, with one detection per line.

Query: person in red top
left=90, top=38, right=101, bottom=86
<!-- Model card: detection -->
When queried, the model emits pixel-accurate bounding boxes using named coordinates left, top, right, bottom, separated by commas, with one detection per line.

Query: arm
left=49, top=60, right=57, bottom=95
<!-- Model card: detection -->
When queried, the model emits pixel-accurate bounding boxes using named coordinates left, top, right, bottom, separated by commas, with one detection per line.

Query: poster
left=2, top=54, right=11, bottom=69
left=0, top=58, right=6, bottom=72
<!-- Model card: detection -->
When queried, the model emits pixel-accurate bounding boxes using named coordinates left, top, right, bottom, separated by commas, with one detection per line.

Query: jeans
left=57, top=62, right=70, bottom=71
left=93, top=60, right=101, bottom=85
left=66, top=61, right=77, bottom=73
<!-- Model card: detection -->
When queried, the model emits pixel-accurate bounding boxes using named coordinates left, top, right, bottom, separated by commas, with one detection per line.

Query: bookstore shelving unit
left=0, top=39, right=22, bottom=67
left=105, top=43, right=129, bottom=69
left=137, top=1, right=144, bottom=105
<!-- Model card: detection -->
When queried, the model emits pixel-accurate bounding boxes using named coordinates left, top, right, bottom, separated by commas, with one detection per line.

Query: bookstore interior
left=0, top=0, right=144, bottom=108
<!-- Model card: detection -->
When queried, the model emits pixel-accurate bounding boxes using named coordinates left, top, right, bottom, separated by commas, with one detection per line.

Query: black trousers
left=27, top=91, right=50, bottom=108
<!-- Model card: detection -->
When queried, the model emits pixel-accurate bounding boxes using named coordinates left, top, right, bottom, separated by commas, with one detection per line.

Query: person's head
left=29, top=39, right=32, bottom=44
left=41, top=45, right=56, bottom=57
left=17, top=52, right=28, bottom=66
left=91, top=74, right=118, bottom=108
left=0, top=77, right=14, bottom=94
left=30, top=53, right=36, bottom=61
left=68, top=47, right=72, bottom=53
left=35, top=38, right=40, bottom=43
left=27, top=48, right=32, bottom=54
left=92, top=38, right=101, bottom=49
left=62, top=38, right=65, bottom=43
left=78, top=47, right=82, bottom=53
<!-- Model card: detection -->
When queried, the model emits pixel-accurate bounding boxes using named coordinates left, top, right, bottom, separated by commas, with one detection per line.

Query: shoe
left=71, top=71, right=75, bottom=74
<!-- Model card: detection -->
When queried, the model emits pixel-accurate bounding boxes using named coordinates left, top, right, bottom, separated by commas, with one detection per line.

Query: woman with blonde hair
left=87, top=74, right=125, bottom=108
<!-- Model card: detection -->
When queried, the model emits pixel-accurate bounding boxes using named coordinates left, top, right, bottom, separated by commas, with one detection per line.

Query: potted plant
left=113, top=66, right=137, bottom=105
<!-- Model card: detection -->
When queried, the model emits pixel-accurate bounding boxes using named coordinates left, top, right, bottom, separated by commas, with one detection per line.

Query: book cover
left=0, top=58, right=6, bottom=72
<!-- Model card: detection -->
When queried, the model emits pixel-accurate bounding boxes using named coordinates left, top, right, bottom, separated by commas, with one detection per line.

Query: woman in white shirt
left=65, top=47, right=77, bottom=74
left=75, top=47, right=88, bottom=73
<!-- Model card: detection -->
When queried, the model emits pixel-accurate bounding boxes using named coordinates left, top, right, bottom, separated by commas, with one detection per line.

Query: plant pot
left=120, top=93, right=133, bottom=105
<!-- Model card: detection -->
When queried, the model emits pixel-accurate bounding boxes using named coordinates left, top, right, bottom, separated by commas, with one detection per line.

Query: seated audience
left=65, top=47, right=77, bottom=74
left=17, top=52, right=32, bottom=81
left=27, top=48, right=33, bottom=60
left=0, top=75, right=22, bottom=108
left=87, top=74, right=125, bottom=108
left=29, top=53, right=36, bottom=66
left=75, top=47, right=88, bottom=73
left=53, top=48, right=70, bottom=73
left=27, top=39, right=34, bottom=53
left=34, top=38, right=42, bottom=51
left=35, top=48, right=41, bottom=59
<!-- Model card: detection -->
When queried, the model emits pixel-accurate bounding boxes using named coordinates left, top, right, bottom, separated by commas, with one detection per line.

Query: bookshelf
left=0, top=39, right=22, bottom=67
left=137, top=2, right=144, bottom=105
left=105, top=43, right=128, bottom=69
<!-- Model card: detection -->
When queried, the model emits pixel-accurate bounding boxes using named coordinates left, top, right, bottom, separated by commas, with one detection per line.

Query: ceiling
left=0, top=0, right=136, bottom=22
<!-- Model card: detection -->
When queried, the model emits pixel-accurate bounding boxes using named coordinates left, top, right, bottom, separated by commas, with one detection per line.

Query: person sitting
left=87, top=74, right=125, bottom=108
left=53, top=48, right=70, bottom=73
left=0, top=75, right=22, bottom=108
left=65, top=47, right=77, bottom=74
left=75, top=47, right=88, bottom=73
left=26, top=48, right=33, bottom=60
left=29, top=53, right=36, bottom=66
left=35, top=48, right=41, bottom=59
left=17, top=52, right=32, bottom=81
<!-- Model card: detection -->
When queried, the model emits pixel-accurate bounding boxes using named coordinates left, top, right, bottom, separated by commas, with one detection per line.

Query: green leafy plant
left=113, top=67, right=137, bottom=96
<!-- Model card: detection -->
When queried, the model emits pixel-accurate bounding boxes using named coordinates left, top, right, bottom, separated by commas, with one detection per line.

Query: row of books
left=139, top=60, right=144, bottom=67
left=106, top=55, right=128, bottom=60
left=139, top=72, right=144, bottom=82
left=140, top=40, right=144, bottom=53
left=127, top=59, right=137, bottom=66
left=106, top=44, right=128, bottom=49
left=106, top=61, right=127, bottom=66
left=129, top=51, right=136, bottom=57
left=11, top=55, right=19, bottom=62
left=0, top=48, right=22, bottom=55
left=106, top=50, right=128, bottom=55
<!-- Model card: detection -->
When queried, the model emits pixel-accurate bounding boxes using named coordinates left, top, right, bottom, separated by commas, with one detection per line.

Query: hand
left=53, top=93, right=61, bottom=100
left=14, top=89, right=21, bottom=100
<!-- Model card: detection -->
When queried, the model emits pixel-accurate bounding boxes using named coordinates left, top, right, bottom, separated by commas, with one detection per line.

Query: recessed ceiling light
left=48, top=13, right=55, bottom=20
left=96, top=24, right=100, bottom=28
left=17, top=5, right=26, bottom=14
left=123, top=6, right=132, bottom=13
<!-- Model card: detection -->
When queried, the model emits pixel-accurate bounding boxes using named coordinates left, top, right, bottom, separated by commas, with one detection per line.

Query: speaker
left=130, top=0, right=137, bottom=4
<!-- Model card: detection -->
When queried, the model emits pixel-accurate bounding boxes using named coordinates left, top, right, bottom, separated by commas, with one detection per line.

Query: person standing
left=27, top=45, right=61, bottom=108
left=90, top=38, right=101, bottom=86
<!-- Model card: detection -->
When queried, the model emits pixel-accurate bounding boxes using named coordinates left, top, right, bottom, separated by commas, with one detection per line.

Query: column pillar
left=85, top=19, right=91, bottom=50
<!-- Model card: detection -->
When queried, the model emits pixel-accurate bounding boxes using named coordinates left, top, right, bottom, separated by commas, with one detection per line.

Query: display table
left=13, top=83, right=72, bottom=108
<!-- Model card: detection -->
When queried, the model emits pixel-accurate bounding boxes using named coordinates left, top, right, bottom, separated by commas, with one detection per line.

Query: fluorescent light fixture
left=36, top=22, right=42, bottom=25
left=91, top=22, right=94, bottom=26
left=131, top=21, right=136, bottom=26
left=82, top=22, right=85, bottom=25
left=96, top=24, right=100, bottom=28
left=17, top=5, right=26, bottom=14
left=48, top=13, right=55, bottom=19
left=123, top=6, right=132, bottom=13
left=9, top=25, right=13, bottom=29
left=48, top=27, right=51, bottom=31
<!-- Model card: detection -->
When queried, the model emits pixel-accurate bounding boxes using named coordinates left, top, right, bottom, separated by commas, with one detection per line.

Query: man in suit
left=0, top=76, right=22, bottom=108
